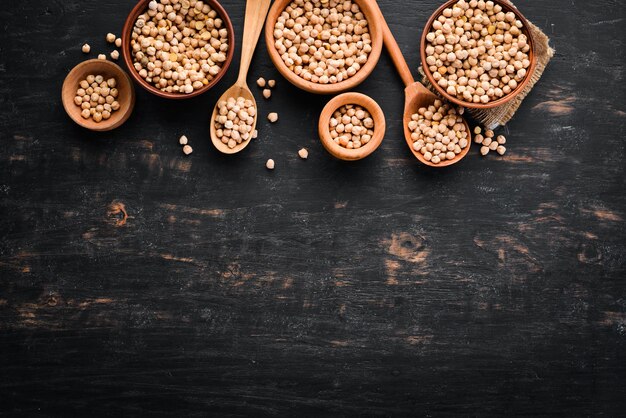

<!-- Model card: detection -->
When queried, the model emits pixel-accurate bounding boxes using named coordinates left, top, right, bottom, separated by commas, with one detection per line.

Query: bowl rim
left=420, top=0, right=537, bottom=109
left=121, top=0, right=235, bottom=100
left=318, top=92, right=386, bottom=161
left=264, top=0, right=384, bottom=95
left=61, top=59, right=135, bottom=132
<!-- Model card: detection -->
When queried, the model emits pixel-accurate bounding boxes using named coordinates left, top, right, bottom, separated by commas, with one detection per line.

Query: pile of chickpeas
left=130, top=0, right=229, bottom=94
left=329, top=104, right=375, bottom=149
left=74, top=75, right=120, bottom=122
left=214, top=97, right=256, bottom=149
left=273, top=0, right=372, bottom=85
left=424, top=0, right=531, bottom=104
left=408, top=100, right=469, bottom=164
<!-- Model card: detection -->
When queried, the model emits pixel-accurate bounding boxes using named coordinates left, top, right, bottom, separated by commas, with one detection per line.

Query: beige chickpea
left=82, top=43, right=91, bottom=53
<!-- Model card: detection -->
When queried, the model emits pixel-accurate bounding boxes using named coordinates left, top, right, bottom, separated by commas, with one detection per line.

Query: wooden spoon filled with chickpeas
left=370, top=2, right=472, bottom=167
left=210, top=0, right=272, bottom=154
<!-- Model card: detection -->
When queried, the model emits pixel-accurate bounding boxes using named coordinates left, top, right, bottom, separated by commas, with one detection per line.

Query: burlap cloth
left=420, top=2, right=555, bottom=129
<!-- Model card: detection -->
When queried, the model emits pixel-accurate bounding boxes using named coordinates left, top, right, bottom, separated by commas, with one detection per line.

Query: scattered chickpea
left=266, top=159, right=275, bottom=170
left=214, top=96, right=256, bottom=149
left=424, top=0, right=532, bottom=104
left=179, top=135, right=188, bottom=145
left=110, top=50, right=120, bottom=60
left=480, top=146, right=489, bottom=156
left=130, top=0, right=230, bottom=94
left=408, top=99, right=469, bottom=165
left=74, top=75, right=120, bottom=123
left=252, top=130, right=258, bottom=139
left=298, top=148, right=309, bottom=159
left=82, top=43, right=91, bottom=53
left=329, top=104, right=375, bottom=149
left=474, top=126, right=482, bottom=135
left=106, top=33, right=116, bottom=43
left=497, top=135, right=507, bottom=144
left=98, top=54, right=106, bottom=60
left=115, top=38, right=122, bottom=48
left=497, top=145, right=507, bottom=155
left=257, top=78, right=266, bottom=88
left=263, top=89, right=272, bottom=99
left=183, top=145, right=193, bottom=155
left=268, top=112, right=279, bottom=123
left=485, top=129, right=495, bottom=138
left=273, top=0, right=372, bottom=85
left=474, top=134, right=484, bottom=144
left=268, top=80, right=276, bottom=88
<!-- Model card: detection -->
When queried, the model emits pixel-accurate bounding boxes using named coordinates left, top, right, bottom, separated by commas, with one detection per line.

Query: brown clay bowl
left=121, top=0, right=235, bottom=99
left=62, top=59, right=135, bottom=131
left=420, top=0, right=537, bottom=109
left=319, top=92, right=385, bottom=161
left=265, top=0, right=383, bottom=95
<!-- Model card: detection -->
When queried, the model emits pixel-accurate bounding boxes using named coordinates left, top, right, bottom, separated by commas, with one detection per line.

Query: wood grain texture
left=0, top=0, right=625, bottom=416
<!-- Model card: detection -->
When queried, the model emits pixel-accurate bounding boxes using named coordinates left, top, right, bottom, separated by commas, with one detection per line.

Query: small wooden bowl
left=265, top=0, right=383, bottom=95
left=420, top=0, right=537, bottom=109
left=318, top=92, right=385, bottom=161
left=121, top=0, right=235, bottom=99
left=62, top=59, right=135, bottom=131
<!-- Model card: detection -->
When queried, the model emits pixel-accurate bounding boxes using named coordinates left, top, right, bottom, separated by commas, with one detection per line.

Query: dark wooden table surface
left=1, top=0, right=625, bottom=416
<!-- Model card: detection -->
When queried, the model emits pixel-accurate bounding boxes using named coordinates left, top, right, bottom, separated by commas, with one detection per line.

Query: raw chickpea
left=98, top=54, right=106, bottom=60
left=131, top=0, right=229, bottom=94
left=266, top=159, right=275, bottom=170
left=110, top=50, right=120, bottom=60
left=263, top=89, right=272, bottom=99
left=257, top=78, right=266, bottom=88
left=268, top=112, right=279, bottom=123
left=214, top=97, right=257, bottom=148
left=82, top=43, right=91, bottom=53
left=298, top=148, right=309, bottom=159
left=408, top=100, right=469, bottom=165
left=74, top=75, right=121, bottom=123
left=425, top=0, right=531, bottom=103
left=273, top=0, right=371, bottom=84
left=106, top=33, right=116, bottom=43
left=329, top=105, right=374, bottom=149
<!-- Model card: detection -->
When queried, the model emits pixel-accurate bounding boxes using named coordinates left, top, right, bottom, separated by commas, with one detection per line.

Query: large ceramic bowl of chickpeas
left=121, top=0, right=235, bottom=99
left=421, top=0, right=536, bottom=109
left=265, top=0, right=383, bottom=95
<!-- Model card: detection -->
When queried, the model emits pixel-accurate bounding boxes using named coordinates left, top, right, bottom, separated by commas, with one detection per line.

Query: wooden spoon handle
left=370, top=1, right=415, bottom=87
left=237, top=0, right=272, bottom=85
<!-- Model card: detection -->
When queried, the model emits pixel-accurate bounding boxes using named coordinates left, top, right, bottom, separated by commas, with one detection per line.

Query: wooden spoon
left=370, top=2, right=472, bottom=167
left=210, top=0, right=272, bottom=154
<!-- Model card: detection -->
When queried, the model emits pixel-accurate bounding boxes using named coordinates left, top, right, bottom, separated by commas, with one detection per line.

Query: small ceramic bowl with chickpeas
left=265, top=0, right=383, bottom=95
left=62, top=59, right=135, bottom=131
left=121, top=0, right=235, bottom=99
left=421, top=0, right=537, bottom=109
left=318, top=92, right=385, bottom=161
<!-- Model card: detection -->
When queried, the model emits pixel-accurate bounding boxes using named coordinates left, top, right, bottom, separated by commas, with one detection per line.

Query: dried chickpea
left=273, top=0, right=372, bottom=85
left=408, top=99, right=469, bottom=165
left=73, top=75, right=121, bottom=123
left=214, top=97, right=256, bottom=149
left=266, top=159, right=275, bottom=170
left=329, top=104, right=374, bottom=149
left=130, top=0, right=230, bottom=94
left=268, top=112, right=278, bottom=123
left=106, top=33, right=116, bottom=43
left=82, top=43, right=91, bottom=53
left=183, top=145, right=193, bottom=155
left=263, top=89, right=272, bottom=99
left=424, top=0, right=532, bottom=104
left=98, top=54, right=106, bottom=60
left=110, top=50, right=119, bottom=60
left=298, top=148, right=309, bottom=159
left=257, top=78, right=266, bottom=88
left=179, top=135, right=188, bottom=145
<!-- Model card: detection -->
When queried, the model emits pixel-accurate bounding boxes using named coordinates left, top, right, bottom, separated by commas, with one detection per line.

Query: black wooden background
left=1, top=0, right=625, bottom=416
